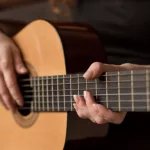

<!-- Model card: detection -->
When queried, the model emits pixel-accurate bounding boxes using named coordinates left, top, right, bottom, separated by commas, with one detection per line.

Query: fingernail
left=92, top=103, right=96, bottom=107
left=73, top=103, right=78, bottom=111
left=20, top=67, right=27, bottom=73
left=73, top=95, right=79, bottom=104
left=83, top=70, right=92, bottom=79
left=84, top=91, right=87, bottom=100
left=17, top=99, right=24, bottom=106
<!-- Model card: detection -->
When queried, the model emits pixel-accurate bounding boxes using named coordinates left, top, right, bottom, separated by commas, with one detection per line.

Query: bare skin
left=73, top=62, right=150, bottom=124
left=0, top=31, right=27, bottom=112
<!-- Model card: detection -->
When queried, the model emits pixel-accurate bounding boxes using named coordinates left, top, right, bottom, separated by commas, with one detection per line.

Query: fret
left=95, top=79, right=98, bottom=99
left=37, top=76, right=40, bottom=111
left=105, top=72, right=109, bottom=108
left=106, top=72, right=119, bottom=109
left=78, top=74, right=79, bottom=95
left=146, top=69, right=150, bottom=111
left=86, top=79, right=87, bottom=91
left=133, top=70, right=147, bottom=111
left=58, top=77, right=63, bottom=111
left=51, top=76, right=54, bottom=111
left=53, top=77, right=58, bottom=111
left=41, top=76, right=45, bottom=111
left=34, top=77, right=37, bottom=111
left=30, top=77, right=34, bottom=111
left=46, top=76, right=49, bottom=111
left=119, top=71, right=132, bottom=110
left=71, top=74, right=78, bottom=95
left=64, top=76, right=71, bottom=111
left=70, top=75, right=73, bottom=111
left=118, top=71, right=121, bottom=111
left=57, top=75, right=60, bottom=111
left=131, top=70, right=134, bottom=111
left=63, top=75, right=65, bottom=111
left=79, top=76, right=85, bottom=95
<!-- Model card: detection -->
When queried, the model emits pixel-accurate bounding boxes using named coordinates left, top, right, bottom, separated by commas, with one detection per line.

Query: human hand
left=0, top=31, right=27, bottom=112
left=73, top=62, right=150, bottom=124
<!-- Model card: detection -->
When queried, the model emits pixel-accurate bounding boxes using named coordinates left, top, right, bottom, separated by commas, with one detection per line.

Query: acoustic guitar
left=0, top=20, right=149, bottom=150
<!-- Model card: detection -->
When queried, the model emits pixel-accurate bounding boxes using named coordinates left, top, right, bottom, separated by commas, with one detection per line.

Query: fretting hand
left=73, top=62, right=150, bottom=124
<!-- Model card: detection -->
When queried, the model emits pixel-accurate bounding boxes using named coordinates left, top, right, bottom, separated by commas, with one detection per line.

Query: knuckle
left=77, top=111, right=87, bottom=119
left=91, top=62, right=103, bottom=77
left=0, top=60, right=9, bottom=70
left=7, top=81, right=17, bottom=90
left=92, top=62, right=102, bottom=71
left=2, top=43, right=11, bottom=51
left=95, top=117, right=104, bottom=124
left=78, top=112, right=85, bottom=118
left=0, top=90, right=8, bottom=97
left=120, top=63, right=134, bottom=70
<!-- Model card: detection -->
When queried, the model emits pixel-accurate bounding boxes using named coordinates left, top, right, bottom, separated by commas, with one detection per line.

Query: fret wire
left=51, top=76, right=54, bottom=111
left=70, top=75, right=72, bottom=111
left=95, top=79, right=97, bottom=99
left=34, top=77, right=37, bottom=111
left=46, top=76, right=49, bottom=111
left=30, top=78, right=33, bottom=111
left=38, top=76, right=40, bottom=111
left=106, top=72, right=108, bottom=108
left=78, top=74, right=79, bottom=95
left=42, top=76, right=44, bottom=111
left=146, top=69, right=149, bottom=111
left=63, top=75, right=65, bottom=111
left=131, top=70, right=134, bottom=111
left=86, top=79, right=87, bottom=90
left=18, top=106, right=150, bottom=112
left=118, top=71, right=121, bottom=111
left=57, top=75, right=60, bottom=111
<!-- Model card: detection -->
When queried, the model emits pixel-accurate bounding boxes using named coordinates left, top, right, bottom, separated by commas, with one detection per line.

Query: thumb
left=12, top=44, right=27, bottom=74
left=83, top=62, right=104, bottom=80
left=83, top=62, right=150, bottom=80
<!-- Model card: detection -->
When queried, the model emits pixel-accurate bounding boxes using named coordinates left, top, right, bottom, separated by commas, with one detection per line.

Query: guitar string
left=17, top=106, right=149, bottom=110
left=21, top=93, right=150, bottom=97
left=22, top=99, right=150, bottom=103
left=21, top=86, right=148, bottom=93
left=19, top=71, right=150, bottom=82
left=20, top=79, right=149, bottom=84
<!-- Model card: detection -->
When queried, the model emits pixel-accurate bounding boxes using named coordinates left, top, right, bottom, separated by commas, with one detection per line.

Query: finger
left=0, top=97, right=9, bottom=110
left=0, top=72, right=15, bottom=111
left=74, top=95, right=86, bottom=107
left=83, top=62, right=104, bottom=80
left=73, top=95, right=89, bottom=119
left=83, top=62, right=150, bottom=81
left=84, top=91, right=96, bottom=106
left=84, top=91, right=109, bottom=124
left=0, top=52, right=23, bottom=106
left=11, top=44, right=27, bottom=74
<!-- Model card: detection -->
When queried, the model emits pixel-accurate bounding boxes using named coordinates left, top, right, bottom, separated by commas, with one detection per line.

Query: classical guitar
left=0, top=20, right=149, bottom=150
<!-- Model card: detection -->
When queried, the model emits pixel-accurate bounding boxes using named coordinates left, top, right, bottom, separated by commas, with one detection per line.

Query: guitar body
left=0, top=20, right=107, bottom=150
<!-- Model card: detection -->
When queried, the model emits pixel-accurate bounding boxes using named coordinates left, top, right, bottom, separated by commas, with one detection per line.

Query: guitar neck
left=19, top=69, right=150, bottom=112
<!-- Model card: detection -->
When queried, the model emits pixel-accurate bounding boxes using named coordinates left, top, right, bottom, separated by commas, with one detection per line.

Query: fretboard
left=19, top=69, right=150, bottom=112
